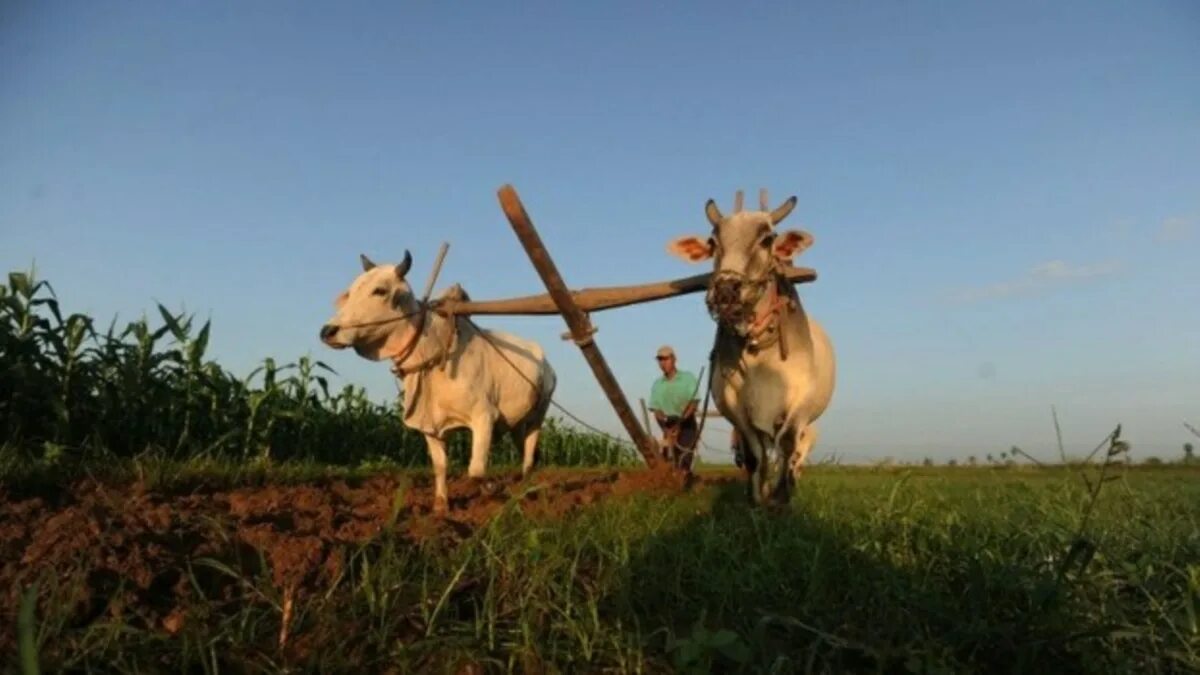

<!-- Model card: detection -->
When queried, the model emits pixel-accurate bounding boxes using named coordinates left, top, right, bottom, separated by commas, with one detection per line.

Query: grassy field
left=3, top=463, right=1198, bottom=673
left=4, top=268, right=1200, bottom=673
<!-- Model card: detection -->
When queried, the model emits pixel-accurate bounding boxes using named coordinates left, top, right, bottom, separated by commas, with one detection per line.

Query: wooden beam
left=434, top=266, right=817, bottom=317
left=496, top=184, right=662, bottom=469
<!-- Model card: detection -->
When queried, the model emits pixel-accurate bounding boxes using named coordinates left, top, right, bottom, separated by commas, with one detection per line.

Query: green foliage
left=0, top=267, right=635, bottom=470
left=668, top=610, right=752, bottom=673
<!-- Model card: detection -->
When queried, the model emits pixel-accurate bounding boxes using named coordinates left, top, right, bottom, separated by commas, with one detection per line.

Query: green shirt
left=649, top=370, right=699, bottom=417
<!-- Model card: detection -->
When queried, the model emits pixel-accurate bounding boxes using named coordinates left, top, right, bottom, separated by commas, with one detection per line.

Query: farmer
left=648, top=345, right=700, bottom=471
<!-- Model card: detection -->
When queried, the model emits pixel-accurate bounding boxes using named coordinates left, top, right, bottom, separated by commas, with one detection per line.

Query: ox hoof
left=771, top=488, right=792, bottom=507
left=432, top=497, right=449, bottom=516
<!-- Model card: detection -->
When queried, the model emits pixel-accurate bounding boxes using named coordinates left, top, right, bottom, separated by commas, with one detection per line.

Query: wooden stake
left=420, top=242, right=450, bottom=303
left=640, top=397, right=657, bottom=450
left=496, top=184, right=661, bottom=468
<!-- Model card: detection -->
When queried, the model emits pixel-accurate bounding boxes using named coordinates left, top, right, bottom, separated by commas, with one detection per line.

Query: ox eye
left=372, top=287, right=387, bottom=296
left=760, top=232, right=775, bottom=248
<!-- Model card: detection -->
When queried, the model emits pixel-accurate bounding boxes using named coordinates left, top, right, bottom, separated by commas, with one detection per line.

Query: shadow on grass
left=604, top=479, right=1126, bottom=674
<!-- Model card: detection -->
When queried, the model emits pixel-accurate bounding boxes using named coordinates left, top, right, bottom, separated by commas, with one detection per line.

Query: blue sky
left=3, top=1, right=1198, bottom=464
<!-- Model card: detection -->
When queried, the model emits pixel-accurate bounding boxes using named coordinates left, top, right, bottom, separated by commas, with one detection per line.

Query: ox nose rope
left=330, top=305, right=427, bottom=331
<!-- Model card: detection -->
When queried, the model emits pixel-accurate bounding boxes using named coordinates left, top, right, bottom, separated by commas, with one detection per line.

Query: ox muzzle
left=706, top=269, right=769, bottom=335
left=319, top=323, right=349, bottom=349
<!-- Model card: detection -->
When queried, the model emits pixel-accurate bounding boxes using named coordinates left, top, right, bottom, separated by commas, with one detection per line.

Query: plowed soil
left=0, top=467, right=738, bottom=652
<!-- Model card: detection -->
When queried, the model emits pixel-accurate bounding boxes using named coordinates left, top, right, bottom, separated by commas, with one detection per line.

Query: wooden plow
left=425, top=184, right=817, bottom=470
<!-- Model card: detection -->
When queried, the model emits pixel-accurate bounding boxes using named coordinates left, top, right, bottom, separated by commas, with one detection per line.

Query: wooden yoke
left=432, top=266, right=817, bottom=316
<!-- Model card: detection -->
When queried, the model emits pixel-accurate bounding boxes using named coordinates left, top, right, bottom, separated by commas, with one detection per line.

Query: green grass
left=10, top=464, right=1200, bottom=673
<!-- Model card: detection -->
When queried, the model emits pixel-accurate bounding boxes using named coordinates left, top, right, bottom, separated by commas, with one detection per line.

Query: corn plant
left=0, top=267, right=634, bottom=469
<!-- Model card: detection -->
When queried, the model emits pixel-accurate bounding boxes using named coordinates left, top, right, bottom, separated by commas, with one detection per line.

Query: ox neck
left=740, top=268, right=808, bottom=356
left=390, top=305, right=460, bottom=377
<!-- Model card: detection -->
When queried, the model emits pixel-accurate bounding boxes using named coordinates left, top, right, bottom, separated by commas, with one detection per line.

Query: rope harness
left=706, top=264, right=792, bottom=357
left=331, top=298, right=457, bottom=378
left=388, top=303, right=460, bottom=378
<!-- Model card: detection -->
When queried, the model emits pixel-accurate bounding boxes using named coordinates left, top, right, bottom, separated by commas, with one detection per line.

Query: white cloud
left=1157, top=216, right=1195, bottom=243
left=947, top=259, right=1123, bottom=304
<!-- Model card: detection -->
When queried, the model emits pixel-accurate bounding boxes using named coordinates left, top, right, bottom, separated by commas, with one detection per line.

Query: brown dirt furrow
left=0, top=467, right=739, bottom=653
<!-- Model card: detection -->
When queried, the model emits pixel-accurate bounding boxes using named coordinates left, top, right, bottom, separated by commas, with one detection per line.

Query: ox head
left=319, top=251, right=416, bottom=360
left=667, top=189, right=813, bottom=334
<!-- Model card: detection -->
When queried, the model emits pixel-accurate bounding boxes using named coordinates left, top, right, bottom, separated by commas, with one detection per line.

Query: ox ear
left=772, top=229, right=814, bottom=261
left=667, top=235, right=714, bottom=263
left=360, top=254, right=376, bottom=271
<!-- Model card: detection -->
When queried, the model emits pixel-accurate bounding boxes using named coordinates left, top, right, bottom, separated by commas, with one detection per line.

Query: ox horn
left=360, top=254, right=376, bottom=271
left=770, top=196, right=798, bottom=225
left=395, top=249, right=413, bottom=279
left=705, top=199, right=724, bottom=227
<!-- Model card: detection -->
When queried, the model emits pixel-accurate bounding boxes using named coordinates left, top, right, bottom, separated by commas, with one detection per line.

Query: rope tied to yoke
left=388, top=297, right=465, bottom=377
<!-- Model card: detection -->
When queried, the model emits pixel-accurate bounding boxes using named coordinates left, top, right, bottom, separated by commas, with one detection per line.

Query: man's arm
left=681, top=371, right=700, bottom=419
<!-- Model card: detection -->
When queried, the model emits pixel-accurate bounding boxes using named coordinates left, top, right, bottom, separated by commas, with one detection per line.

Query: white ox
left=667, top=193, right=836, bottom=505
left=319, top=251, right=557, bottom=513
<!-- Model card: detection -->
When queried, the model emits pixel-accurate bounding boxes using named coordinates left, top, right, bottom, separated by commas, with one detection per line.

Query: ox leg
left=769, top=426, right=798, bottom=505
left=741, top=430, right=772, bottom=506
left=424, top=434, right=449, bottom=515
left=515, top=425, right=541, bottom=477
left=467, top=415, right=494, bottom=479
left=517, top=392, right=551, bottom=478
left=790, top=423, right=819, bottom=480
